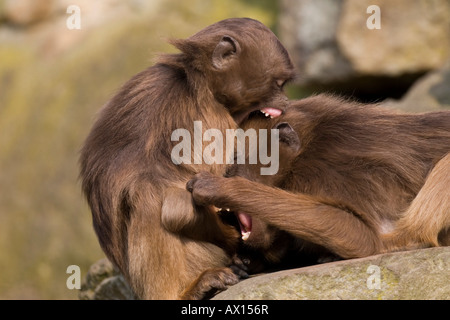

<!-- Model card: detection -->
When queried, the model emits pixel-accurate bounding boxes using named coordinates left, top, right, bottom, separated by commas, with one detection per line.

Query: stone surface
left=80, top=247, right=450, bottom=300
left=279, top=0, right=450, bottom=85
left=383, top=60, right=450, bottom=112
left=338, top=0, right=450, bottom=76
left=79, top=258, right=135, bottom=300
left=279, top=0, right=351, bottom=84
left=213, top=247, right=450, bottom=300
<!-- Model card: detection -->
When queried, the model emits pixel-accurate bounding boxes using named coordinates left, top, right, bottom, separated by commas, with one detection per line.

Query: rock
left=279, top=0, right=450, bottom=86
left=213, top=247, right=450, bottom=300
left=279, top=0, right=351, bottom=84
left=337, top=0, right=450, bottom=76
left=383, top=60, right=450, bottom=112
left=79, top=258, right=135, bottom=300
left=80, top=248, right=450, bottom=300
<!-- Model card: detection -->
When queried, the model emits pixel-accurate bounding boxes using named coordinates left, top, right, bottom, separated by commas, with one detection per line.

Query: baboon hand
left=181, top=266, right=246, bottom=300
left=186, top=171, right=225, bottom=206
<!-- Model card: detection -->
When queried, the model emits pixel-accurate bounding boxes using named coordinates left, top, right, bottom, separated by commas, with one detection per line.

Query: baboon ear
left=212, top=36, right=241, bottom=69
left=274, top=122, right=301, bottom=152
left=169, top=38, right=196, bottom=55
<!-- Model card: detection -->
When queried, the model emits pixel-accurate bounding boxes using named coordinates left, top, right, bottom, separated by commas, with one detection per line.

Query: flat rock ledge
left=213, top=247, right=450, bottom=300
left=80, top=247, right=450, bottom=300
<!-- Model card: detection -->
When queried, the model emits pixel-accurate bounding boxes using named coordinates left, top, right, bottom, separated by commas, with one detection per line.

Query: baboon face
left=225, top=115, right=302, bottom=251
left=227, top=115, right=301, bottom=187
left=208, top=36, right=295, bottom=124
left=174, top=18, right=296, bottom=124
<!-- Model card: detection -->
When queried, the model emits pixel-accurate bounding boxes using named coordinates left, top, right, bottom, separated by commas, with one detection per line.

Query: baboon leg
left=384, top=153, right=450, bottom=250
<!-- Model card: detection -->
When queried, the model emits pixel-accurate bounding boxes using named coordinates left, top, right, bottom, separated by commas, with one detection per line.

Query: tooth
left=270, top=115, right=273, bottom=119
left=225, top=208, right=230, bottom=212
left=241, top=232, right=251, bottom=241
left=265, top=113, right=270, bottom=117
left=260, top=110, right=265, bottom=114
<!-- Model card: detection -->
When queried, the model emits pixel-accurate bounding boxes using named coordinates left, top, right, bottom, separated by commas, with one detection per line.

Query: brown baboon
left=187, top=95, right=450, bottom=272
left=79, top=18, right=295, bottom=299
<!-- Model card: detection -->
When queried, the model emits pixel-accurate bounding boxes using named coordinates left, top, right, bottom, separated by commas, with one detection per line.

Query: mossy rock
left=80, top=247, right=450, bottom=300
left=79, top=258, right=135, bottom=300
left=213, top=247, right=450, bottom=300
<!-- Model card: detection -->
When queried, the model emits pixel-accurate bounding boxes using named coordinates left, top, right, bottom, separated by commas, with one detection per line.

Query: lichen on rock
left=80, top=247, right=450, bottom=300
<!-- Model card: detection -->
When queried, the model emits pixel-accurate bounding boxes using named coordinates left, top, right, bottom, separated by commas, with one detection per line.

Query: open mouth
left=233, top=106, right=283, bottom=124
left=260, top=107, right=283, bottom=118
left=216, top=207, right=253, bottom=241
left=236, top=211, right=252, bottom=241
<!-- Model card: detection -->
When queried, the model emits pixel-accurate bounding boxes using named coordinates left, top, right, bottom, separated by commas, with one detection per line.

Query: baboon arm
left=188, top=172, right=382, bottom=258
left=161, top=187, right=197, bottom=233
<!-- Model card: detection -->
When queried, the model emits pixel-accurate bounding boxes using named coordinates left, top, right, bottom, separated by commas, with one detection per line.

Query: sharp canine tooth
left=242, top=232, right=251, bottom=241
left=265, top=113, right=270, bottom=117
left=225, top=208, right=230, bottom=211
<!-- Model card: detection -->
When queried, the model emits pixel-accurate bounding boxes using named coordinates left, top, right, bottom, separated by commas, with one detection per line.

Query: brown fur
left=79, top=18, right=295, bottom=299
left=188, top=95, right=450, bottom=270
left=386, top=152, right=450, bottom=248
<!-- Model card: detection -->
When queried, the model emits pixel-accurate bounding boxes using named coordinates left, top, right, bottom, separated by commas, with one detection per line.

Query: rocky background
left=280, top=0, right=450, bottom=102
left=0, top=0, right=448, bottom=299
